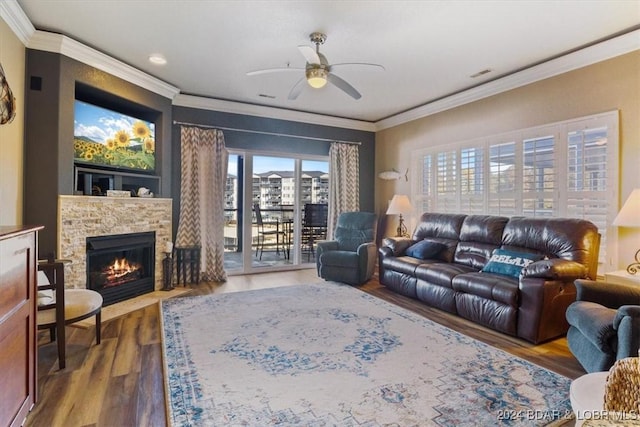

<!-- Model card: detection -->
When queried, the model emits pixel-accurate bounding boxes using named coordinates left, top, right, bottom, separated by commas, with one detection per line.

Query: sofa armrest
left=381, top=237, right=414, bottom=256
left=521, top=259, right=587, bottom=281
left=613, top=305, right=640, bottom=359
left=575, top=279, right=640, bottom=309
left=316, top=240, right=339, bottom=274
left=317, top=240, right=339, bottom=254
left=566, top=301, right=617, bottom=352
left=517, top=277, right=577, bottom=343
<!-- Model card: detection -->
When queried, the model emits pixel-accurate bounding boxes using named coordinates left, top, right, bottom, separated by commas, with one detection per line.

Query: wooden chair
left=37, top=260, right=103, bottom=370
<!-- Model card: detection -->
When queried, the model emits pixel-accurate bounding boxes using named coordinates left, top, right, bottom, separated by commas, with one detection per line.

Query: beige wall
left=376, top=51, right=640, bottom=270
left=0, top=17, right=25, bottom=225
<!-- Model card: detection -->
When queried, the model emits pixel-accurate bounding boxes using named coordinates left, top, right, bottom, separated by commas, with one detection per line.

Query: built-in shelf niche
left=75, top=165, right=161, bottom=196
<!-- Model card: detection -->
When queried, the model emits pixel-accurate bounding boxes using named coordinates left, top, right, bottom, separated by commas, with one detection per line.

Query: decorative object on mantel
left=613, top=188, right=640, bottom=274
left=106, top=190, right=131, bottom=197
left=378, top=168, right=408, bottom=181
left=137, top=187, right=154, bottom=198
left=0, top=62, right=17, bottom=125
left=386, top=194, right=413, bottom=237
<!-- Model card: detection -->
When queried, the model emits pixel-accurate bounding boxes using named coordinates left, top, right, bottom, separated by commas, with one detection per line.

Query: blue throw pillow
left=481, top=249, right=542, bottom=278
left=405, top=240, right=446, bottom=260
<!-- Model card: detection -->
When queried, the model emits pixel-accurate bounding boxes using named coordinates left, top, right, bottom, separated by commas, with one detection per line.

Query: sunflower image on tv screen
left=73, top=100, right=155, bottom=172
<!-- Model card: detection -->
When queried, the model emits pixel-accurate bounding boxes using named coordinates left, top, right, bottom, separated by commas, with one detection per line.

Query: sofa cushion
left=412, top=213, right=466, bottom=263
left=381, top=255, right=427, bottom=276
left=415, top=262, right=477, bottom=288
left=481, top=249, right=542, bottom=278
left=405, top=240, right=446, bottom=260
left=452, top=272, right=519, bottom=306
left=501, top=216, right=600, bottom=279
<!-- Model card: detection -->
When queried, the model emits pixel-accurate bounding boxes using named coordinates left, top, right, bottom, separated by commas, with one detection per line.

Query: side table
left=604, top=270, right=640, bottom=287
left=175, top=246, right=201, bottom=285
left=570, top=371, right=607, bottom=426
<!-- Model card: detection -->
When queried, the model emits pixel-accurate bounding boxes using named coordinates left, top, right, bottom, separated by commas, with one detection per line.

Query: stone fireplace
left=58, top=195, right=172, bottom=295
left=86, top=231, right=156, bottom=306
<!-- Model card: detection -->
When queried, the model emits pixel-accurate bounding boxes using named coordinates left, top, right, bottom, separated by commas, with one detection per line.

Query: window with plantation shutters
left=522, top=134, right=556, bottom=217
left=415, top=154, right=433, bottom=214
left=564, top=119, right=615, bottom=266
left=488, top=141, right=518, bottom=216
left=412, top=111, right=618, bottom=274
left=436, top=150, right=457, bottom=212
left=460, top=147, right=484, bottom=214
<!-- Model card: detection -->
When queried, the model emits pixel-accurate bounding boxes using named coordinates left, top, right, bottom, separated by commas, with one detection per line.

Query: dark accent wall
left=24, top=50, right=173, bottom=257
left=171, top=106, right=375, bottom=238
left=23, top=48, right=375, bottom=257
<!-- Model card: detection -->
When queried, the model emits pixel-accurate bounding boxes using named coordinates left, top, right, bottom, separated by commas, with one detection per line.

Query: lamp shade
left=613, top=189, right=640, bottom=227
left=386, top=195, right=412, bottom=215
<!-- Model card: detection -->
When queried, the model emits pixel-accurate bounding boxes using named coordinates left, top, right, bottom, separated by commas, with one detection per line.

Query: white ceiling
left=13, top=0, right=640, bottom=124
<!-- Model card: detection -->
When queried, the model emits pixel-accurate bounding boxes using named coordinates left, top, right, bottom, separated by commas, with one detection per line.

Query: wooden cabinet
left=0, top=226, right=42, bottom=427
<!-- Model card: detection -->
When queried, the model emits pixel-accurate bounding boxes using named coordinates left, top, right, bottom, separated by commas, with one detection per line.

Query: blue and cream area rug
left=161, top=282, right=573, bottom=426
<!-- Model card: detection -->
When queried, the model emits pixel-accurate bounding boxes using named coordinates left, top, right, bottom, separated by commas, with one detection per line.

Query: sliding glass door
left=223, top=152, right=328, bottom=274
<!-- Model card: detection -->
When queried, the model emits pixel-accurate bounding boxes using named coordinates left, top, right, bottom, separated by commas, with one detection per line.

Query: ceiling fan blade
left=330, top=63, right=386, bottom=71
left=247, top=67, right=303, bottom=76
left=327, top=73, right=361, bottom=100
left=297, top=45, right=320, bottom=65
left=288, top=77, right=306, bottom=100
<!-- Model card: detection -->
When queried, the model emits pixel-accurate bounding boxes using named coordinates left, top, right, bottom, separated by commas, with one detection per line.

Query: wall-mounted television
left=74, top=100, right=156, bottom=173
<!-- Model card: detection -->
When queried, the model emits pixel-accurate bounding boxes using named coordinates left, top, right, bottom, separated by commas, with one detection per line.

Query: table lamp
left=386, top=195, right=413, bottom=237
left=613, top=188, right=640, bottom=275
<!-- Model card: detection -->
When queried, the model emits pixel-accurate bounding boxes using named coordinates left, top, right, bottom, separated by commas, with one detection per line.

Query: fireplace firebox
left=86, top=232, right=155, bottom=306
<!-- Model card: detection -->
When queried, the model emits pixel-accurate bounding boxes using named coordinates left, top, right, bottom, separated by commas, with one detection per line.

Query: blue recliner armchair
left=316, top=212, right=377, bottom=286
left=566, top=279, right=640, bottom=373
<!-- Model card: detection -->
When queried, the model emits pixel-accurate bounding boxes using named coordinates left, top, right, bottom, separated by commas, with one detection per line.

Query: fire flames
left=102, top=257, right=142, bottom=287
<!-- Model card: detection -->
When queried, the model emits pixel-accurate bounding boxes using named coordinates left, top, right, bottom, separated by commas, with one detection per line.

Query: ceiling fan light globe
left=306, top=68, right=328, bottom=88
left=307, top=76, right=327, bottom=88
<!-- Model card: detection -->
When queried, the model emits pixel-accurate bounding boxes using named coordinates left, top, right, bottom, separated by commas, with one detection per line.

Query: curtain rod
left=172, top=120, right=361, bottom=145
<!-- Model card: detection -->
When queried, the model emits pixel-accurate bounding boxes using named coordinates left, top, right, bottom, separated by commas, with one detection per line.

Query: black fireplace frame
left=86, top=231, right=155, bottom=306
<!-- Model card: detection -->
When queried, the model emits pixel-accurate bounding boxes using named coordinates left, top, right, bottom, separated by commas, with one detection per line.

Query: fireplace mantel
left=58, top=195, right=172, bottom=291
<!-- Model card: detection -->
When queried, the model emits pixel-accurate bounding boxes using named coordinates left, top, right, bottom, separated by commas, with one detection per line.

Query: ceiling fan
left=247, top=32, right=385, bottom=100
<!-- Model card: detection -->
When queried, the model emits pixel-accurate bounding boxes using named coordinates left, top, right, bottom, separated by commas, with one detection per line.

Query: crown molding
left=26, top=31, right=180, bottom=100
left=173, top=94, right=377, bottom=132
left=3, top=0, right=637, bottom=132
left=375, top=29, right=640, bottom=131
left=0, top=0, right=35, bottom=45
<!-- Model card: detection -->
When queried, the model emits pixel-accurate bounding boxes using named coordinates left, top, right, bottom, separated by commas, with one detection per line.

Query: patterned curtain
left=176, top=126, right=228, bottom=282
left=327, top=142, right=360, bottom=239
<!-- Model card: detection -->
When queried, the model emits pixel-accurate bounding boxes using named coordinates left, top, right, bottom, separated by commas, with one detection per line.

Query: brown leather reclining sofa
left=378, top=213, right=600, bottom=343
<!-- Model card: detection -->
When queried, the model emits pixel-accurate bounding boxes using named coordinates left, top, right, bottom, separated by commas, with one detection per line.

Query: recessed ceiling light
left=149, top=54, right=167, bottom=65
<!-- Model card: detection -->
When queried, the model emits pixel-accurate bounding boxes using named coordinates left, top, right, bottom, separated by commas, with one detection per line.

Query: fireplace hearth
left=86, top=232, right=155, bottom=306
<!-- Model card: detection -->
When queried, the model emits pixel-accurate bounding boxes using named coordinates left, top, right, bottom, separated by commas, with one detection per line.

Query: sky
left=74, top=100, right=154, bottom=144
left=229, top=154, right=328, bottom=174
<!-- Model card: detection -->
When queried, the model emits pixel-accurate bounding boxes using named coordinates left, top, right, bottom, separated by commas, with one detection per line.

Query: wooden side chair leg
left=96, top=312, right=101, bottom=345
left=57, top=323, right=66, bottom=370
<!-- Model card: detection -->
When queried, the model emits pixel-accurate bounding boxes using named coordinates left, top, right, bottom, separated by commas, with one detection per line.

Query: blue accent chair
left=317, top=212, right=378, bottom=286
left=566, top=279, right=640, bottom=373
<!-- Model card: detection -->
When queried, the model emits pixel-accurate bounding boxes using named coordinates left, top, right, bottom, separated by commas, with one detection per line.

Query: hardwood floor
left=26, top=269, right=585, bottom=426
